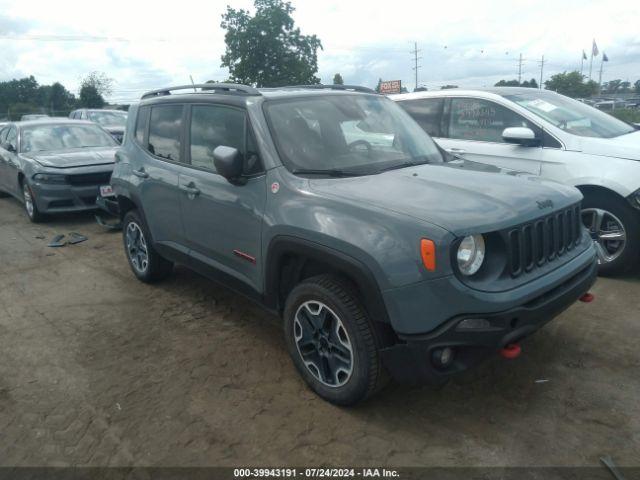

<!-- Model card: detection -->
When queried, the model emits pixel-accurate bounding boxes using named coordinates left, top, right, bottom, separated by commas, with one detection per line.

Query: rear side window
left=398, top=98, right=444, bottom=137
left=135, top=106, right=149, bottom=145
left=148, top=105, right=183, bottom=162
left=189, top=105, right=246, bottom=172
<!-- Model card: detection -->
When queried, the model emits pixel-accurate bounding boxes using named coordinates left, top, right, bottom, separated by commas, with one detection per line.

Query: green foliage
left=80, top=71, right=114, bottom=96
left=220, top=0, right=322, bottom=87
left=0, top=76, right=77, bottom=120
left=601, top=79, right=632, bottom=94
left=332, top=73, right=344, bottom=85
left=544, top=71, right=598, bottom=98
left=440, top=85, right=458, bottom=90
left=79, top=85, right=105, bottom=109
left=609, top=108, right=640, bottom=124
left=494, top=78, right=538, bottom=88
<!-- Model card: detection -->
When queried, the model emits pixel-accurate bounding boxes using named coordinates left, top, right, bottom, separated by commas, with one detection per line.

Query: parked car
left=392, top=88, right=640, bottom=275
left=0, top=119, right=119, bottom=222
left=110, top=83, right=597, bottom=405
left=69, top=109, right=127, bottom=143
left=20, top=114, right=50, bottom=121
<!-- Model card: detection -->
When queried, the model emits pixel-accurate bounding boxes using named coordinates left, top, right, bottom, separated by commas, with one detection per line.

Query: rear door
left=179, top=103, right=266, bottom=292
left=436, top=97, right=543, bottom=174
left=0, top=126, right=20, bottom=195
left=135, top=103, right=188, bottom=252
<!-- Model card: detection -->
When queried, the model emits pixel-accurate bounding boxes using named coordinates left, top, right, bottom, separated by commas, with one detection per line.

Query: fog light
left=456, top=318, right=491, bottom=330
left=432, top=347, right=455, bottom=368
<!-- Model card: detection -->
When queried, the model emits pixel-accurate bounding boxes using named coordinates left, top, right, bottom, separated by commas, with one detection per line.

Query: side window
left=189, top=105, right=245, bottom=172
left=448, top=98, right=537, bottom=143
left=0, top=127, right=8, bottom=144
left=135, top=106, right=149, bottom=146
left=5, top=127, right=17, bottom=149
left=148, top=105, right=183, bottom=162
left=398, top=98, right=444, bottom=137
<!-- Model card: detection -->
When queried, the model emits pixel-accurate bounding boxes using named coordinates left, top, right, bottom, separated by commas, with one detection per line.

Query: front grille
left=66, top=172, right=112, bottom=186
left=507, top=203, right=582, bottom=277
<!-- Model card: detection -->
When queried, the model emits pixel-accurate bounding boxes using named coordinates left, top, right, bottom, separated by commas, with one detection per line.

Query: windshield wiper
left=291, top=168, right=364, bottom=177
left=375, top=159, right=431, bottom=174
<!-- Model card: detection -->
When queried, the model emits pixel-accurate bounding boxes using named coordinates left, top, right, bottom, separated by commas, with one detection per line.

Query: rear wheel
left=581, top=191, right=640, bottom=276
left=283, top=274, right=386, bottom=406
left=21, top=181, right=44, bottom=223
left=122, top=209, right=173, bottom=282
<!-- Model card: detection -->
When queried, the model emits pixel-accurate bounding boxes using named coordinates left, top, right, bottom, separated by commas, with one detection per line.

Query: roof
left=390, top=87, right=561, bottom=101
left=15, top=119, right=95, bottom=128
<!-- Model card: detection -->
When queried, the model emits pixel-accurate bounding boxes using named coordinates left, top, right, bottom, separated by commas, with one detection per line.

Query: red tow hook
left=501, top=343, right=521, bottom=359
left=579, top=292, right=595, bottom=303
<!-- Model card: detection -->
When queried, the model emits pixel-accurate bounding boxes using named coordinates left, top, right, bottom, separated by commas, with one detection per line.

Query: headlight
left=33, top=173, right=67, bottom=184
left=457, top=234, right=485, bottom=276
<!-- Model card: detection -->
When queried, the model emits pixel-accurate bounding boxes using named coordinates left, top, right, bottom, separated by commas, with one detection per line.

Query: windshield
left=21, top=124, right=117, bottom=153
left=88, top=110, right=127, bottom=127
left=504, top=92, right=635, bottom=138
left=264, top=94, right=442, bottom=175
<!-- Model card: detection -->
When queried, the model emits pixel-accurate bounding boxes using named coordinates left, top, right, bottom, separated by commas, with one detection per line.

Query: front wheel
left=22, top=181, right=44, bottom=223
left=582, top=192, right=640, bottom=276
left=283, top=275, right=385, bottom=406
left=122, top=210, right=173, bottom=283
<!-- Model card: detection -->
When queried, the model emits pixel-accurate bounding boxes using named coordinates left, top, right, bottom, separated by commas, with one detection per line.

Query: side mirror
left=2, top=142, right=16, bottom=153
left=502, top=127, right=539, bottom=147
left=213, top=146, right=243, bottom=182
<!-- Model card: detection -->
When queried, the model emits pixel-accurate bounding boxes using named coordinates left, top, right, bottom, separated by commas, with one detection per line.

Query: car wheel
left=283, top=274, right=385, bottom=406
left=21, top=181, right=44, bottom=223
left=582, top=191, right=640, bottom=276
left=122, top=209, right=173, bottom=283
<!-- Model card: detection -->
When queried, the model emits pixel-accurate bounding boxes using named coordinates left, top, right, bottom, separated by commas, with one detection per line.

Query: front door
left=179, top=104, right=266, bottom=292
left=437, top=97, right=543, bottom=175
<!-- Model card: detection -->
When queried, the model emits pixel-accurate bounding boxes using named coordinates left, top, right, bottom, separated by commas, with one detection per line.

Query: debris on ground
left=47, top=234, right=66, bottom=248
left=67, top=232, right=88, bottom=245
left=601, top=455, right=626, bottom=480
left=535, top=379, right=550, bottom=384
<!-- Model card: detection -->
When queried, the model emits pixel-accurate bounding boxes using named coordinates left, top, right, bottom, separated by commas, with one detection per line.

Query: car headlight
left=33, top=173, right=67, bottom=184
left=457, top=234, right=485, bottom=276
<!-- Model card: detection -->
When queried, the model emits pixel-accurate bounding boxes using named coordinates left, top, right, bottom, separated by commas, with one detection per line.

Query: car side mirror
left=2, top=142, right=16, bottom=153
left=502, top=127, right=540, bottom=147
left=213, top=146, right=244, bottom=183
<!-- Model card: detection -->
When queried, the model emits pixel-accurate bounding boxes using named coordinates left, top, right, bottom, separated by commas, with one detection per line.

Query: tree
left=332, top=73, right=344, bottom=85
left=80, top=71, right=113, bottom=97
left=440, top=85, right=458, bottom=90
left=495, top=79, right=520, bottom=87
left=544, top=71, right=598, bottom=98
left=521, top=78, right=538, bottom=88
left=220, top=0, right=322, bottom=87
left=79, top=85, right=105, bottom=108
left=42, top=82, right=76, bottom=112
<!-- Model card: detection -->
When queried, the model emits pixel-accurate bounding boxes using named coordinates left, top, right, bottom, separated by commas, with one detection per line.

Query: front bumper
left=380, top=247, right=598, bottom=385
left=32, top=182, right=103, bottom=213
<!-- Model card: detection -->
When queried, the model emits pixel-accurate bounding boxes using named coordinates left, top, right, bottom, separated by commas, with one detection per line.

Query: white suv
left=392, top=87, right=640, bottom=275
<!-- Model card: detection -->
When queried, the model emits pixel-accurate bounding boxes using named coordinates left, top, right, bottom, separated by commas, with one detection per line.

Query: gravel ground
left=0, top=195, right=639, bottom=468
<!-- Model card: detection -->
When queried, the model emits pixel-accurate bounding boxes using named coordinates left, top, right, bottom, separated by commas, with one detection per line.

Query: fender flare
left=264, top=235, right=391, bottom=324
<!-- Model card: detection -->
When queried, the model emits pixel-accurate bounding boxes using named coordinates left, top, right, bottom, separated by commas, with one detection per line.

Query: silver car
left=392, top=88, right=640, bottom=275
left=0, top=119, right=119, bottom=222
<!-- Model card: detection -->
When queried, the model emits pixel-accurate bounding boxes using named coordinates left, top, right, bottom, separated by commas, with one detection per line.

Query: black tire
left=0, top=190, right=10, bottom=198
left=122, top=209, right=173, bottom=283
left=582, top=191, right=640, bottom=276
left=283, top=274, right=386, bottom=406
left=21, top=180, right=45, bottom=223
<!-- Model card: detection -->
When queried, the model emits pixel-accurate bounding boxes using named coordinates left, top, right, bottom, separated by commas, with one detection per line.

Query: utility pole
left=538, top=55, right=545, bottom=90
left=598, top=59, right=604, bottom=91
left=410, top=42, right=422, bottom=91
left=517, top=53, right=523, bottom=84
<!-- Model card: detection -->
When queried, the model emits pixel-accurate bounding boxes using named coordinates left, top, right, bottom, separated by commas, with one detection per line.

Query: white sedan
left=392, top=87, right=640, bottom=275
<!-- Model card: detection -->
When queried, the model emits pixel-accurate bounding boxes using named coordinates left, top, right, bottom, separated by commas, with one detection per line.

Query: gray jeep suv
left=111, top=83, right=597, bottom=405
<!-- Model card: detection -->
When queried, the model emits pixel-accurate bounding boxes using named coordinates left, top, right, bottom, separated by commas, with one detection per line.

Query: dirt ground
left=0, top=195, right=639, bottom=468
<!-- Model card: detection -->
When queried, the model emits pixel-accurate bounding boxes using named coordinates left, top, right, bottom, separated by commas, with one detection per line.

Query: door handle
left=180, top=184, right=200, bottom=197
left=132, top=168, right=149, bottom=179
left=447, top=148, right=466, bottom=154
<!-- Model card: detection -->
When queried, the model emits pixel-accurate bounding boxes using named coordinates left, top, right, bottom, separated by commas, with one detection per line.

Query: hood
left=577, top=130, right=640, bottom=161
left=24, top=147, right=118, bottom=168
left=308, top=161, right=581, bottom=235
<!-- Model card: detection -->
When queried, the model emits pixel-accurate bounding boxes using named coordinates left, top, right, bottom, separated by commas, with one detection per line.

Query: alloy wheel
left=293, top=301, right=354, bottom=388
left=23, top=183, right=34, bottom=218
left=125, top=222, right=149, bottom=273
left=582, top=208, right=627, bottom=264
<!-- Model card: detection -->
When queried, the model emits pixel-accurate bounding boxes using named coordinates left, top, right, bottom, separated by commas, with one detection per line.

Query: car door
left=0, top=126, right=20, bottom=195
left=436, top=97, right=543, bottom=175
left=135, top=103, right=188, bottom=252
left=179, top=103, right=267, bottom=292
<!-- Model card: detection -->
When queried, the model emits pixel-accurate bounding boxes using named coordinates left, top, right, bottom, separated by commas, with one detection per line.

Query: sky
left=0, top=0, right=638, bottom=103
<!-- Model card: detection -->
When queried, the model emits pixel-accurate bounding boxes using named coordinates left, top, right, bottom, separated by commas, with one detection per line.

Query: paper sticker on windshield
left=526, top=99, right=557, bottom=113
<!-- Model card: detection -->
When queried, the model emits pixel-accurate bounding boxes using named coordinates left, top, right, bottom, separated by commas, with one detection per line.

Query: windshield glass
left=264, top=94, right=442, bottom=175
left=88, top=110, right=127, bottom=127
left=21, top=124, right=117, bottom=152
left=504, top=92, right=635, bottom=138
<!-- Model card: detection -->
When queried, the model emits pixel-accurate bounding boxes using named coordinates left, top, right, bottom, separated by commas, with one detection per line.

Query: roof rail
left=141, top=83, right=261, bottom=100
left=283, top=84, right=377, bottom=94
